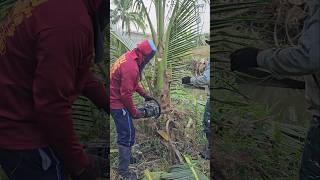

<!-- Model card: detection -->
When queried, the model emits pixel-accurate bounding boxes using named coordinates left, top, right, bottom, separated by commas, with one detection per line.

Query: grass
left=110, top=87, right=210, bottom=179
left=0, top=168, right=8, bottom=180
left=212, top=83, right=306, bottom=179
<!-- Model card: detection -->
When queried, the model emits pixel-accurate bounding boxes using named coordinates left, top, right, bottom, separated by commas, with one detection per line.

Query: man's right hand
left=134, top=109, right=145, bottom=119
left=182, top=76, right=191, bottom=84
left=143, top=94, right=153, bottom=101
left=72, top=155, right=107, bottom=180
left=230, top=47, right=259, bottom=71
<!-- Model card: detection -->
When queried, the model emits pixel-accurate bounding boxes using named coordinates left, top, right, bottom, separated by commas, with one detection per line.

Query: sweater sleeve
left=257, top=9, right=320, bottom=76
left=135, top=84, right=146, bottom=97
left=119, top=66, right=139, bottom=117
left=33, top=26, right=91, bottom=175
left=190, top=64, right=210, bottom=87
left=82, top=71, right=109, bottom=113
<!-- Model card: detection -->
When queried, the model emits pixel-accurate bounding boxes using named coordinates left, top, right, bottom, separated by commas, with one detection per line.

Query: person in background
left=182, top=61, right=211, bottom=160
left=110, top=39, right=157, bottom=180
left=0, top=0, right=108, bottom=179
left=230, top=0, right=319, bottom=178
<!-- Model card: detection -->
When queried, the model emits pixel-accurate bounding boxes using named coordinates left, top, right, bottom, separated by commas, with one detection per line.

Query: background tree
left=111, top=0, right=146, bottom=35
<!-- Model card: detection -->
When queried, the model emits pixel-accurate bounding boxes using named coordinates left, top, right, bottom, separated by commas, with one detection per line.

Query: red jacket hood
left=127, top=40, right=157, bottom=67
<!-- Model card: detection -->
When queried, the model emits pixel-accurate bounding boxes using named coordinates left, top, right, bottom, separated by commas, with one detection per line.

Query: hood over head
left=133, top=39, right=157, bottom=73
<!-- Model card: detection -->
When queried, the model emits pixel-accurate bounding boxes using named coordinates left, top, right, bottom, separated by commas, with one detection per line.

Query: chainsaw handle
left=145, top=97, right=161, bottom=119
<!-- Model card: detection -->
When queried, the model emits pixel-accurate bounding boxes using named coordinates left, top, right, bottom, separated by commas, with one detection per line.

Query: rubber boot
left=118, top=145, right=137, bottom=180
left=200, top=133, right=211, bottom=160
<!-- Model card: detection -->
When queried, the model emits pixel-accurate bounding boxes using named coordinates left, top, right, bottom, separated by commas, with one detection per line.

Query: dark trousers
left=111, top=108, right=135, bottom=176
left=299, top=116, right=320, bottom=179
left=0, top=147, right=66, bottom=180
left=203, top=98, right=210, bottom=135
left=203, top=99, right=211, bottom=148
left=111, top=108, right=135, bottom=147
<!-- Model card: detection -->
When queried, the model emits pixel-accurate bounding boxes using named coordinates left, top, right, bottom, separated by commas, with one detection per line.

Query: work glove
left=133, top=109, right=145, bottom=119
left=230, top=47, right=259, bottom=71
left=72, top=154, right=107, bottom=180
left=144, top=94, right=153, bottom=102
left=182, top=76, right=191, bottom=84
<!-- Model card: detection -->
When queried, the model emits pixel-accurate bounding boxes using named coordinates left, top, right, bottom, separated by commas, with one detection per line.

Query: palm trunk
left=155, top=55, right=165, bottom=97
left=154, top=0, right=167, bottom=100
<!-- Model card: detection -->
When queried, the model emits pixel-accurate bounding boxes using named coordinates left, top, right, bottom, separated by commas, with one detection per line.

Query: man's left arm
left=82, top=71, right=109, bottom=113
left=190, top=65, right=210, bottom=87
left=258, top=10, right=320, bottom=76
left=135, top=84, right=146, bottom=97
left=231, top=10, right=320, bottom=76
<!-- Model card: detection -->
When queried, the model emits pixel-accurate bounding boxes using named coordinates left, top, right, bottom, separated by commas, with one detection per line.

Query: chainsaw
left=137, top=98, right=161, bottom=119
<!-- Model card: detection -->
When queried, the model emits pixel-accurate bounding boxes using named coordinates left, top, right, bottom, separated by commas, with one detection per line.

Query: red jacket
left=110, top=40, right=156, bottom=117
left=0, top=0, right=107, bottom=175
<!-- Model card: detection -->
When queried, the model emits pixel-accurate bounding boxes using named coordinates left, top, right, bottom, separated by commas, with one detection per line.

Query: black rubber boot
left=118, top=145, right=137, bottom=180
left=200, top=133, right=211, bottom=160
left=200, top=147, right=211, bottom=160
left=119, top=171, right=137, bottom=180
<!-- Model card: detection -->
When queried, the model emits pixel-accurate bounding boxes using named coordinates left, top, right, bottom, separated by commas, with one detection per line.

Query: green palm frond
left=211, top=0, right=306, bottom=162
left=0, top=0, right=16, bottom=24
left=161, top=164, right=209, bottom=180
left=211, top=1, right=268, bottom=49
left=142, top=157, right=209, bottom=180
left=163, top=0, right=200, bottom=95
left=110, top=25, right=135, bottom=63
left=111, top=0, right=146, bottom=34
left=72, top=97, right=96, bottom=135
left=212, top=0, right=267, bottom=14
left=72, top=30, right=110, bottom=140
left=211, top=0, right=266, bottom=86
left=72, top=83, right=107, bottom=140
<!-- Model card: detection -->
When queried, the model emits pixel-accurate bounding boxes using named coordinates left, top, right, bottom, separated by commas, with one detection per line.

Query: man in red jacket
left=110, top=39, right=157, bottom=179
left=0, top=0, right=108, bottom=179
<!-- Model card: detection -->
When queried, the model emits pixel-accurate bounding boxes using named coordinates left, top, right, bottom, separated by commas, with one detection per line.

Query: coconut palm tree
left=111, top=0, right=146, bottom=34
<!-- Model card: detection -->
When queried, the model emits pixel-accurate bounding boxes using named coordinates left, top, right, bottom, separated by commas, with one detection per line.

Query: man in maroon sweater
left=110, top=39, right=157, bottom=179
left=0, top=0, right=108, bottom=179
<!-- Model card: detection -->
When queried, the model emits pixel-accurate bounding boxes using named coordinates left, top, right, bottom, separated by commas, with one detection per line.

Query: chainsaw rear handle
left=144, top=97, right=161, bottom=119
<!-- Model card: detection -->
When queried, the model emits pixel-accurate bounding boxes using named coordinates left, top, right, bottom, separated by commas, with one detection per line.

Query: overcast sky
left=110, top=0, right=209, bottom=34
